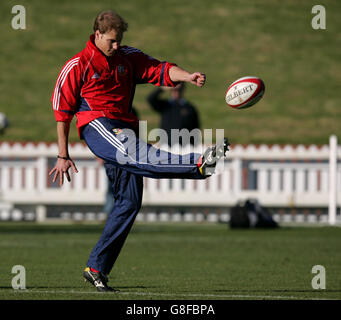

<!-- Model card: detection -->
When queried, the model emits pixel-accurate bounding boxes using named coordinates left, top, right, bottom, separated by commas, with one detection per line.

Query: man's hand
left=188, top=72, right=206, bottom=87
left=50, top=121, right=78, bottom=186
left=49, top=157, right=78, bottom=187
left=169, top=66, right=206, bottom=87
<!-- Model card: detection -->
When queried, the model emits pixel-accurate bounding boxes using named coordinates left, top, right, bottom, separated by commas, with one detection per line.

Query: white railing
left=0, top=136, right=340, bottom=224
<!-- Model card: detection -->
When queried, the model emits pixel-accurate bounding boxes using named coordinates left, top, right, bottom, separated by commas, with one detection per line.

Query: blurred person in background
left=0, top=112, right=9, bottom=135
left=147, top=83, right=201, bottom=147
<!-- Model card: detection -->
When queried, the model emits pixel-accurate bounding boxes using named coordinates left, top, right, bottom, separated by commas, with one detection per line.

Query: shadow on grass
left=0, top=285, right=151, bottom=290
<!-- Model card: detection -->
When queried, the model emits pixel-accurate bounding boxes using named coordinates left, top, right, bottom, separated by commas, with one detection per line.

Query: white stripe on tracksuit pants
left=82, top=117, right=205, bottom=274
left=84, top=118, right=204, bottom=179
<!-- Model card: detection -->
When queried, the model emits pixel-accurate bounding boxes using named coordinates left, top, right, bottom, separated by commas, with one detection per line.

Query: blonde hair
left=93, top=10, right=128, bottom=34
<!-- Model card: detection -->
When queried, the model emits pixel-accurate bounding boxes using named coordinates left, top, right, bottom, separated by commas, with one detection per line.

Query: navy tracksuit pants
left=82, top=117, right=205, bottom=274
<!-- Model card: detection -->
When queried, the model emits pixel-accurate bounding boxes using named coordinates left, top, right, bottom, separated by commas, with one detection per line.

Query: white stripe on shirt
left=53, top=57, right=80, bottom=110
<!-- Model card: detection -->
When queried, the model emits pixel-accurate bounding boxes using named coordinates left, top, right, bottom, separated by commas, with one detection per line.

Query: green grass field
left=0, top=222, right=340, bottom=300
left=0, top=0, right=341, bottom=144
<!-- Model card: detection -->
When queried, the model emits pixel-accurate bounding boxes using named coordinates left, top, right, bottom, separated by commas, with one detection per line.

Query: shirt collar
left=87, top=34, right=115, bottom=66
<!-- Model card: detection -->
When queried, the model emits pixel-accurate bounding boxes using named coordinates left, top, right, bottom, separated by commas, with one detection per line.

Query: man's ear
left=94, top=30, right=101, bottom=40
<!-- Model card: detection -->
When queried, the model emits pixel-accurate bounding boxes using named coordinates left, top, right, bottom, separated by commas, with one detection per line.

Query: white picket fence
left=0, top=136, right=340, bottom=224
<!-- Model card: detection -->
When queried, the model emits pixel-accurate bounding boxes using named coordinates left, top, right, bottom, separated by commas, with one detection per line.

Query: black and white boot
left=197, top=138, right=230, bottom=176
left=83, top=267, right=119, bottom=292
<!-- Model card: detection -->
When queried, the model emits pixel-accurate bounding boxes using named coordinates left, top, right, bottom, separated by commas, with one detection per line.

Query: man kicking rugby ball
left=49, top=10, right=229, bottom=292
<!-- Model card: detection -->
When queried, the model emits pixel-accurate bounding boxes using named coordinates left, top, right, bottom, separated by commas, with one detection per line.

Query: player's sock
left=196, top=155, right=203, bottom=173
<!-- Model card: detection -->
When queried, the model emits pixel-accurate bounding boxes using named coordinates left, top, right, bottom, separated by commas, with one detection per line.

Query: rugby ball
left=225, top=76, right=265, bottom=109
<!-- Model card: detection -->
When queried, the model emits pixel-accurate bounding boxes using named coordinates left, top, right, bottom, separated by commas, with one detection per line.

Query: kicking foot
left=83, top=267, right=119, bottom=292
left=197, top=138, right=230, bottom=177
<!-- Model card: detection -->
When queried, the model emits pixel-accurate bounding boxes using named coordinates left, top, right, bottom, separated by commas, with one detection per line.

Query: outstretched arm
left=169, top=66, right=206, bottom=87
left=48, top=121, right=78, bottom=186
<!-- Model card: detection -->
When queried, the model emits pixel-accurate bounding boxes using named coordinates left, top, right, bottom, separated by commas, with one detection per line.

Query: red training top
left=52, top=34, right=177, bottom=137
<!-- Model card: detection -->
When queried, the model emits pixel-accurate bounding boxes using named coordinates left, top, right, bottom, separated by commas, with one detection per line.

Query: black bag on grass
left=229, top=202, right=250, bottom=228
left=229, top=199, right=279, bottom=229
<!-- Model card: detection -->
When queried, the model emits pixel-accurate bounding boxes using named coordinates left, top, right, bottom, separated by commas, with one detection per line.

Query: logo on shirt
left=117, top=65, right=127, bottom=76
left=112, top=128, right=123, bottom=135
left=112, top=128, right=128, bottom=143
left=91, top=72, right=100, bottom=79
